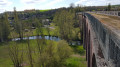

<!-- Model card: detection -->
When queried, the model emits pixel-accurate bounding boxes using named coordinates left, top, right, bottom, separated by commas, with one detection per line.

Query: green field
left=40, top=9, right=51, bottom=12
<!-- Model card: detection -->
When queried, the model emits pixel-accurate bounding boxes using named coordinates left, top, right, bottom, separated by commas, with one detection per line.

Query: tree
left=27, top=37, right=34, bottom=67
left=75, top=4, right=84, bottom=12
left=57, top=40, right=73, bottom=61
left=0, top=12, right=10, bottom=42
left=9, top=33, right=23, bottom=67
left=0, top=16, right=4, bottom=42
left=53, top=10, right=75, bottom=41
left=37, top=40, right=73, bottom=67
left=46, top=23, right=50, bottom=37
left=13, top=7, right=23, bottom=40
left=108, top=3, right=111, bottom=11
left=34, top=18, right=46, bottom=55
left=9, top=42, right=24, bottom=67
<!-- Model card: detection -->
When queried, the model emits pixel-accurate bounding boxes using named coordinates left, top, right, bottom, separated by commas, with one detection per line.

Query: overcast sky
left=0, top=0, right=120, bottom=13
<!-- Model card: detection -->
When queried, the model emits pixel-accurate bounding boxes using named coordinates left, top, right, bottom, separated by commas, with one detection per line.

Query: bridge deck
left=89, top=13, right=120, bottom=36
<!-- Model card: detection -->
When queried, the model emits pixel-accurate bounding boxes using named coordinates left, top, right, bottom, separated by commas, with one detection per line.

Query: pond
left=12, top=36, right=81, bottom=45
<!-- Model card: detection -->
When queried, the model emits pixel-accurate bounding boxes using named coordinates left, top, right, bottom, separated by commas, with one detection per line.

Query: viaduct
left=78, top=11, right=120, bottom=67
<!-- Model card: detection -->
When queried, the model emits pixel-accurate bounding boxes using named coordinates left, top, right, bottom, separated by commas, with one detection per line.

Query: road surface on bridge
left=89, top=13, right=120, bottom=37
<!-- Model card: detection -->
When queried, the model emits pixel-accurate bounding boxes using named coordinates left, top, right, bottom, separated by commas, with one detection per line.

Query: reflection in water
left=12, top=36, right=81, bottom=45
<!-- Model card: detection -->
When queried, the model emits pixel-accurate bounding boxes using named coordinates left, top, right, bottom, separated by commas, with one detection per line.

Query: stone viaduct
left=78, top=11, right=120, bottom=67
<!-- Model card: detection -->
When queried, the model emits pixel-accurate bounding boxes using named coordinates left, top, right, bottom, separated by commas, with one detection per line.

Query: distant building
left=42, top=19, right=50, bottom=25
left=24, top=9, right=36, bottom=12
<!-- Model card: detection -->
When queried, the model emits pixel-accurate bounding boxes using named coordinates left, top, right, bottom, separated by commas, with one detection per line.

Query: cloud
left=75, top=0, right=120, bottom=6
left=107, top=0, right=120, bottom=5
left=75, top=0, right=87, bottom=5
left=21, top=0, right=46, bottom=4
left=20, top=0, right=65, bottom=10
left=45, top=0, right=64, bottom=7
left=18, top=4, right=35, bottom=11
left=0, top=0, right=12, bottom=6
left=0, top=8, right=5, bottom=13
left=48, top=0, right=63, bottom=5
left=0, top=0, right=13, bottom=13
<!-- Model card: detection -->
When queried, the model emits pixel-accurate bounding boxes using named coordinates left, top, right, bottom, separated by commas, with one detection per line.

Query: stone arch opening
left=86, top=23, right=88, bottom=61
left=92, top=54, right=97, bottom=67
left=88, top=30, right=91, bottom=67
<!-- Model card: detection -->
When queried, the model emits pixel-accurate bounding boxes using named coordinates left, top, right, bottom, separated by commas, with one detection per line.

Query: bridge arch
left=86, top=23, right=88, bottom=61
left=88, top=30, right=91, bottom=67
left=92, top=54, right=97, bottom=67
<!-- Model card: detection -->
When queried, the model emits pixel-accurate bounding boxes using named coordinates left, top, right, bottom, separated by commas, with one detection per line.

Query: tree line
left=0, top=12, right=10, bottom=42
left=53, top=8, right=82, bottom=42
left=7, top=7, right=74, bottom=67
left=0, top=5, right=83, bottom=67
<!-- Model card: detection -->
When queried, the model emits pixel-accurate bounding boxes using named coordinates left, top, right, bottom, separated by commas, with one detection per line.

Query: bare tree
left=27, top=36, right=34, bottom=67
left=9, top=32, right=23, bottom=67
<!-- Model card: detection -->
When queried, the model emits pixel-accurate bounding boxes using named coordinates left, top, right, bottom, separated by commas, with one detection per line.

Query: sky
left=0, top=0, right=120, bottom=13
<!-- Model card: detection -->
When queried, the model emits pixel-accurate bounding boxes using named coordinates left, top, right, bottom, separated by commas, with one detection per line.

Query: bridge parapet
left=85, top=13, right=120, bottom=67
left=87, top=11, right=120, bottom=17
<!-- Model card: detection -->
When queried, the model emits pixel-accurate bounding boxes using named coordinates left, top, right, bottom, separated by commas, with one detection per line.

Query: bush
left=64, top=57, right=86, bottom=67
left=37, top=40, right=73, bottom=67
left=76, top=46, right=85, bottom=55
left=57, top=40, right=73, bottom=61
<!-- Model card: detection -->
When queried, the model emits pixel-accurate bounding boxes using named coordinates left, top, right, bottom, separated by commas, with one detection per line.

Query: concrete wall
left=84, top=13, right=120, bottom=67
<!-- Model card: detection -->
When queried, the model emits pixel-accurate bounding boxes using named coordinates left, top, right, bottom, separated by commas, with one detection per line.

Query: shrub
left=37, top=40, right=73, bottom=67
left=76, top=46, right=85, bottom=55
left=57, top=40, right=73, bottom=61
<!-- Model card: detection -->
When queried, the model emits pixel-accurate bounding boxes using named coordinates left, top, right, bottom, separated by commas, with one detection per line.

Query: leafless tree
left=9, top=32, right=23, bottom=67
left=27, top=36, right=33, bottom=67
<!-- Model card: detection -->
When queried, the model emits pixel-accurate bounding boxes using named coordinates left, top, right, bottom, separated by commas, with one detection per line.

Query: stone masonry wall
left=85, top=13, right=120, bottom=67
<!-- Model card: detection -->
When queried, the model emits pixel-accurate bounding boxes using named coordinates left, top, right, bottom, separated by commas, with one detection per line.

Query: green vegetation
left=53, top=9, right=80, bottom=41
left=64, top=45, right=86, bottom=67
left=112, top=4, right=120, bottom=7
left=34, top=23, right=59, bottom=36
left=13, top=7, right=24, bottom=40
left=9, top=23, right=59, bottom=39
left=0, top=40, right=86, bottom=67
left=0, top=40, right=73, bottom=67
left=40, top=9, right=51, bottom=12
left=71, top=45, right=85, bottom=55
left=0, top=6, right=86, bottom=67
left=64, top=54, right=86, bottom=67
left=108, top=3, right=111, bottom=11
left=0, top=12, right=10, bottom=42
